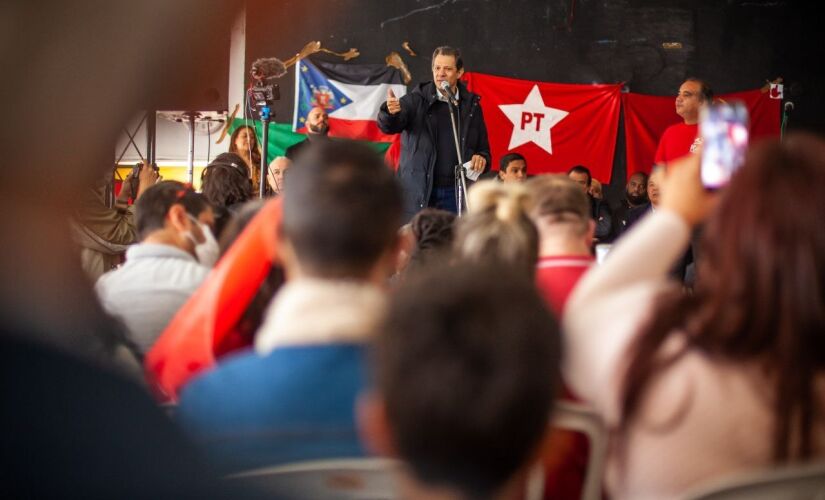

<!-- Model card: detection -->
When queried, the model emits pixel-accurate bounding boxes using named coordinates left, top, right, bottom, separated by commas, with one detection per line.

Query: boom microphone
left=250, top=57, right=287, bottom=83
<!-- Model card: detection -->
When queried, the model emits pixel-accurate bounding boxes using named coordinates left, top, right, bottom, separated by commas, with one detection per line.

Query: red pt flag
left=463, top=72, right=622, bottom=183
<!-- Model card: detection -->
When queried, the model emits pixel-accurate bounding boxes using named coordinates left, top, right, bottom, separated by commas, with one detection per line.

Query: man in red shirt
left=527, top=175, right=595, bottom=315
left=526, top=174, right=595, bottom=499
left=655, top=78, right=713, bottom=168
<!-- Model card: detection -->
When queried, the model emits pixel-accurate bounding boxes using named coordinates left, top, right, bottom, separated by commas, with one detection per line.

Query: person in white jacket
left=562, top=134, right=825, bottom=499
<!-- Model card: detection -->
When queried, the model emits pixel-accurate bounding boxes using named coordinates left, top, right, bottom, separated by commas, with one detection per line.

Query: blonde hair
left=454, top=181, right=538, bottom=276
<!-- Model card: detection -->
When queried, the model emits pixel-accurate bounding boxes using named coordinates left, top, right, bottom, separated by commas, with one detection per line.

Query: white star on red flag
left=499, top=85, right=569, bottom=154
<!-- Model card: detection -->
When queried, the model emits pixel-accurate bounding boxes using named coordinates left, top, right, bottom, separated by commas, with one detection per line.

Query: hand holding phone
left=700, top=102, right=749, bottom=190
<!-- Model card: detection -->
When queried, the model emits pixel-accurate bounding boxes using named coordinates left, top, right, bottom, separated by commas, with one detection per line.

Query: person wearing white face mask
left=95, top=181, right=215, bottom=356
left=188, top=214, right=220, bottom=268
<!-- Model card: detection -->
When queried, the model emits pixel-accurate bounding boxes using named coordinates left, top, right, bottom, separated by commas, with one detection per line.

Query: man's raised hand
left=386, top=88, right=401, bottom=115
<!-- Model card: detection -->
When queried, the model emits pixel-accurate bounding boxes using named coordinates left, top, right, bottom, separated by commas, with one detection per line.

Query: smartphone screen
left=700, top=102, right=749, bottom=189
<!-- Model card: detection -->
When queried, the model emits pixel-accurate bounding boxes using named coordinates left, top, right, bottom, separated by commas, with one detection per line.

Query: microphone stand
left=781, top=101, right=793, bottom=141
left=444, top=89, right=469, bottom=216
left=258, top=105, right=271, bottom=199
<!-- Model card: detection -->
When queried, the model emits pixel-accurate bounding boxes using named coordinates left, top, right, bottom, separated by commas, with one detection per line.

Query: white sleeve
left=561, top=209, right=691, bottom=424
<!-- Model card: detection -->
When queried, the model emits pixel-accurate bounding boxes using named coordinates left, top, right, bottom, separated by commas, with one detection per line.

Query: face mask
left=186, top=215, right=220, bottom=267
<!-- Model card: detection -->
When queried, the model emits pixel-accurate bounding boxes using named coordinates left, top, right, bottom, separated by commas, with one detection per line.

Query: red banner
left=463, top=72, right=622, bottom=183
left=623, top=89, right=781, bottom=181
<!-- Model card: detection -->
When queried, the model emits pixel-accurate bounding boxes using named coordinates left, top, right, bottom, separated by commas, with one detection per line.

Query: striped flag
left=293, top=58, right=405, bottom=165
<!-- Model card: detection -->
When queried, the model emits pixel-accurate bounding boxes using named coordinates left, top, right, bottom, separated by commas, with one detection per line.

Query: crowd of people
left=18, top=40, right=825, bottom=500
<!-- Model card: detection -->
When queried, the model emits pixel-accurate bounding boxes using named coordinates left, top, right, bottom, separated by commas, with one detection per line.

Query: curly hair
left=200, top=157, right=252, bottom=209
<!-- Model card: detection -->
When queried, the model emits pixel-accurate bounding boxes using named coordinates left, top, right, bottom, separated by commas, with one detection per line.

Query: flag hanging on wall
left=623, top=89, right=781, bottom=181
left=463, top=72, right=622, bottom=183
left=293, top=57, right=406, bottom=145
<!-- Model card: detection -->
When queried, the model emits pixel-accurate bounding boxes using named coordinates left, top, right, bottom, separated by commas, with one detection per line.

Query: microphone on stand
left=784, top=101, right=795, bottom=112
left=439, top=80, right=459, bottom=106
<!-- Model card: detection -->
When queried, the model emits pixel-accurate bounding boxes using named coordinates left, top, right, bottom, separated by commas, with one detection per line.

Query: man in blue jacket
left=378, top=46, right=490, bottom=221
left=177, top=141, right=403, bottom=473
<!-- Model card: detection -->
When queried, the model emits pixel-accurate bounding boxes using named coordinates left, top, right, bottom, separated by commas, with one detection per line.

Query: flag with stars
left=293, top=57, right=406, bottom=143
left=463, top=72, right=622, bottom=183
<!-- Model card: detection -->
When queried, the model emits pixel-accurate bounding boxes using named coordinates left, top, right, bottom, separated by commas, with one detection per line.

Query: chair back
left=225, top=457, right=401, bottom=499
left=683, top=461, right=825, bottom=500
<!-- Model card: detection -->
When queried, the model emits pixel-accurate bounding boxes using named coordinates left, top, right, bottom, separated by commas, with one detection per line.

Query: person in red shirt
left=526, top=174, right=595, bottom=499
left=528, top=175, right=595, bottom=314
left=655, top=78, right=714, bottom=168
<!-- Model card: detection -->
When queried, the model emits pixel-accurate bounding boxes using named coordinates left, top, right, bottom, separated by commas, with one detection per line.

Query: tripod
left=248, top=82, right=279, bottom=199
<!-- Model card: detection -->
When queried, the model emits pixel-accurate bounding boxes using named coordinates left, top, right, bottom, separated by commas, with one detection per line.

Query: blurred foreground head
left=280, top=140, right=403, bottom=281
left=454, top=181, right=538, bottom=277
left=0, top=1, right=239, bottom=356
left=360, top=262, right=560, bottom=498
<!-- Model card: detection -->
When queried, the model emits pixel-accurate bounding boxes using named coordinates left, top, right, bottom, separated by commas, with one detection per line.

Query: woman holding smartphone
left=562, top=135, right=825, bottom=499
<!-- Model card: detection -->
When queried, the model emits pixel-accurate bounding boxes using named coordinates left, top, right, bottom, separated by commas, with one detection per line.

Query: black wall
left=246, top=0, right=823, bottom=202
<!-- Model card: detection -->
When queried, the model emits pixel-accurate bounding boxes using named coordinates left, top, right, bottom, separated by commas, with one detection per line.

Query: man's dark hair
left=373, top=262, right=560, bottom=498
left=432, top=46, right=463, bottom=71
left=135, top=181, right=209, bottom=240
left=685, top=77, right=714, bottom=103
left=282, top=140, right=403, bottom=279
left=629, top=171, right=649, bottom=184
left=499, top=152, right=526, bottom=172
left=567, top=165, right=592, bottom=186
left=200, top=152, right=253, bottom=209
left=407, top=208, right=456, bottom=274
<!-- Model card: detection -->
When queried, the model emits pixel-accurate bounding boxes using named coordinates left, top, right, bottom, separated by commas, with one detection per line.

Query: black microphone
left=439, top=80, right=458, bottom=106
left=784, top=101, right=795, bottom=112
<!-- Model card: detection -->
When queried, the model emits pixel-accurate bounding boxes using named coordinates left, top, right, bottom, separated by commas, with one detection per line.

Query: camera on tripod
left=249, top=82, right=280, bottom=110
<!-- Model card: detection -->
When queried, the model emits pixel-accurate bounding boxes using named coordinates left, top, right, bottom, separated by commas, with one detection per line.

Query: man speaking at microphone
left=378, top=46, right=490, bottom=221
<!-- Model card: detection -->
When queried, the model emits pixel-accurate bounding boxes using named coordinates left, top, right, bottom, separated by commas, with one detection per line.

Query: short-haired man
left=285, top=106, right=329, bottom=160
left=613, top=171, right=649, bottom=233
left=525, top=174, right=594, bottom=499
left=498, top=152, right=528, bottom=183
left=95, top=181, right=215, bottom=355
left=655, top=78, right=713, bottom=168
left=526, top=175, right=595, bottom=314
left=177, top=141, right=403, bottom=472
left=378, top=46, right=490, bottom=220
left=359, top=263, right=560, bottom=499
left=567, top=165, right=613, bottom=242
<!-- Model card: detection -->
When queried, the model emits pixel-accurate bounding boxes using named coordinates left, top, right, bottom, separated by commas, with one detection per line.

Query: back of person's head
left=622, top=133, right=825, bottom=461
left=526, top=175, right=592, bottom=238
left=454, top=181, right=538, bottom=277
left=363, top=263, right=560, bottom=498
left=135, top=181, right=209, bottom=240
left=407, top=208, right=456, bottom=273
left=200, top=152, right=252, bottom=209
left=282, top=140, right=402, bottom=279
left=217, top=199, right=267, bottom=256
left=701, top=132, right=825, bottom=377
